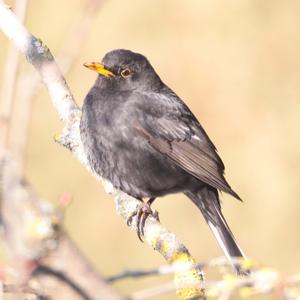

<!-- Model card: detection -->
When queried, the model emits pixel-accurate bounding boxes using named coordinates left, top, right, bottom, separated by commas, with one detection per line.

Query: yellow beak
left=83, top=62, right=115, bottom=77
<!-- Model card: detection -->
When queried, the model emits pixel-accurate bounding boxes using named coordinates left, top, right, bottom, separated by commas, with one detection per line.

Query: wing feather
left=134, top=89, right=240, bottom=200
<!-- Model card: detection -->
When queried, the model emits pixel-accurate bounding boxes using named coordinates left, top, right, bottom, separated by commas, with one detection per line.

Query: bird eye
left=121, top=68, right=131, bottom=78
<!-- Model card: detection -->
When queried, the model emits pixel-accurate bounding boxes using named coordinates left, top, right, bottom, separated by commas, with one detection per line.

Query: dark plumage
left=80, top=49, right=246, bottom=271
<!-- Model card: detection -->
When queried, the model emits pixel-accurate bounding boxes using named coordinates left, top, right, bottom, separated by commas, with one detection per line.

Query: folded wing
left=134, top=90, right=240, bottom=200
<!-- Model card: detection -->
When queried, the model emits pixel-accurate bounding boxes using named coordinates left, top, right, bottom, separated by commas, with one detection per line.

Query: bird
left=80, top=49, right=246, bottom=272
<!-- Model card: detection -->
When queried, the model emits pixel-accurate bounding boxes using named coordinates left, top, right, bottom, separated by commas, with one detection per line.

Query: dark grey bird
left=80, top=49, right=246, bottom=272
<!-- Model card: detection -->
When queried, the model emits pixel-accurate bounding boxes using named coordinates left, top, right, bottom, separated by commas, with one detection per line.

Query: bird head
left=84, top=49, right=162, bottom=91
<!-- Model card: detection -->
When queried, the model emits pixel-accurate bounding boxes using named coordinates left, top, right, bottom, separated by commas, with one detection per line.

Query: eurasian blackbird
left=80, top=49, right=245, bottom=270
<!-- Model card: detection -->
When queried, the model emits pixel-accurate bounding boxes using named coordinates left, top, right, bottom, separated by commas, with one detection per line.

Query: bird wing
left=133, top=89, right=240, bottom=199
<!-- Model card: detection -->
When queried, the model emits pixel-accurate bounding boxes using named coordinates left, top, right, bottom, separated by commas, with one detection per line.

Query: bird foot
left=127, top=198, right=159, bottom=242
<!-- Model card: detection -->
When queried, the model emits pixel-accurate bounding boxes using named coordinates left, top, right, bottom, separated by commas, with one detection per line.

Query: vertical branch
left=0, top=0, right=28, bottom=151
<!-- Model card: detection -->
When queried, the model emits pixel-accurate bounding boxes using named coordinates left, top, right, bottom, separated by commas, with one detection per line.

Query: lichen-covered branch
left=110, top=260, right=300, bottom=300
left=0, top=1, right=204, bottom=299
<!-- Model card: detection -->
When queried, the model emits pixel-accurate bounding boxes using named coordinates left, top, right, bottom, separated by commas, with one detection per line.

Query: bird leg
left=127, top=197, right=159, bottom=242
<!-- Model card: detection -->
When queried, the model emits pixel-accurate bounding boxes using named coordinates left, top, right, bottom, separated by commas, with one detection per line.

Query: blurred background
left=1, top=0, right=300, bottom=298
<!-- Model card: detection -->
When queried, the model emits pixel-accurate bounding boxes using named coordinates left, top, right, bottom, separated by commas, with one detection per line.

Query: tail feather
left=186, top=187, right=246, bottom=273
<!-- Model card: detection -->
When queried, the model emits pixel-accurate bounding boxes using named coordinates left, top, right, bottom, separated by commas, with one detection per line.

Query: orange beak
left=83, top=62, right=115, bottom=77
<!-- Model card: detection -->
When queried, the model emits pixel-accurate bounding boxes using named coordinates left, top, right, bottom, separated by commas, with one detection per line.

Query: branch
left=0, top=2, right=204, bottom=299
left=129, top=267, right=300, bottom=300
left=0, top=154, right=60, bottom=265
left=36, top=232, right=122, bottom=300
left=7, top=0, right=105, bottom=169
left=0, top=153, right=122, bottom=300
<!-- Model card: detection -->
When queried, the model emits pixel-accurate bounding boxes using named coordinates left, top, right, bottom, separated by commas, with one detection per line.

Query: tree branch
left=0, top=153, right=122, bottom=300
left=7, top=0, right=105, bottom=170
left=36, top=232, right=122, bottom=300
left=0, top=2, right=204, bottom=299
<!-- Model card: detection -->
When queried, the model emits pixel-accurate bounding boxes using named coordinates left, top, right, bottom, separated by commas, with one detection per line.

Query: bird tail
left=185, top=187, right=246, bottom=273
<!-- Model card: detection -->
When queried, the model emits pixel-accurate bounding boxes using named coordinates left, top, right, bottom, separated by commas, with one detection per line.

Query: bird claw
left=127, top=211, right=136, bottom=226
left=127, top=198, right=159, bottom=242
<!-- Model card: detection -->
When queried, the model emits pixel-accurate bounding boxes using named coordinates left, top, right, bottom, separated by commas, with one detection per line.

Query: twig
left=0, top=2, right=204, bottom=299
left=107, top=257, right=248, bottom=283
left=3, top=283, right=48, bottom=299
left=107, top=268, right=160, bottom=283
left=36, top=232, right=122, bottom=300
left=34, top=264, right=91, bottom=300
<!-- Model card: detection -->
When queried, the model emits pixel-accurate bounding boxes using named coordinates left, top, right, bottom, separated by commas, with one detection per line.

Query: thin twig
left=3, top=283, right=47, bottom=299
left=34, top=264, right=92, bottom=300
left=107, top=257, right=249, bottom=283
left=107, top=269, right=160, bottom=283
